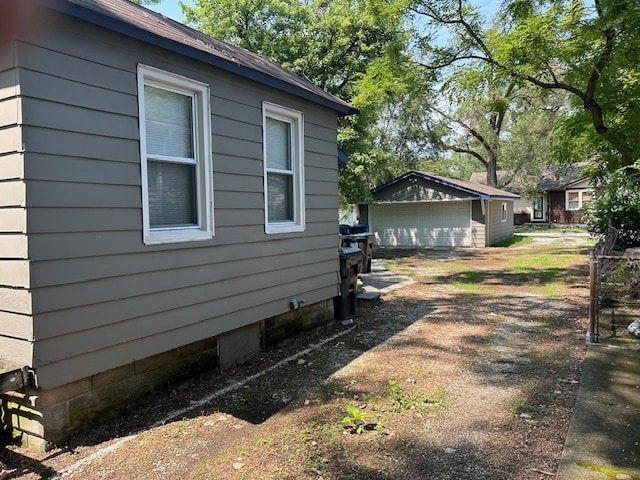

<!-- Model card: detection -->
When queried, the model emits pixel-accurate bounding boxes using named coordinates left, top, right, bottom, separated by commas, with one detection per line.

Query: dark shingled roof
left=373, top=171, right=520, bottom=200
left=33, top=0, right=357, bottom=116
left=469, top=164, right=588, bottom=193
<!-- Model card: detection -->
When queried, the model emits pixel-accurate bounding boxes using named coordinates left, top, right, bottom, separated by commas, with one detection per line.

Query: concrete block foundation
left=1, top=299, right=334, bottom=451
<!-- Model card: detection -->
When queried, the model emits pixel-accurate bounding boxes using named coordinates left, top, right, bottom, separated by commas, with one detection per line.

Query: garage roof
left=373, top=171, right=521, bottom=200
left=28, top=0, right=357, bottom=116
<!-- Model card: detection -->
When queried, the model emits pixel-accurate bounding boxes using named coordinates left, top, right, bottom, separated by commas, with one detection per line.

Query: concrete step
left=357, top=284, right=381, bottom=302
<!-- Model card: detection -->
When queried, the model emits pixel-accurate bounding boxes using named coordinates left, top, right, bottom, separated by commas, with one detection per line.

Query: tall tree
left=183, top=0, right=414, bottom=203
left=429, top=65, right=519, bottom=186
left=374, top=60, right=566, bottom=187
left=411, top=0, right=640, bottom=174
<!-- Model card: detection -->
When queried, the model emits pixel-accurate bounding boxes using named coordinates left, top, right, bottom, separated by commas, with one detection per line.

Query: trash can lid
left=338, top=247, right=364, bottom=259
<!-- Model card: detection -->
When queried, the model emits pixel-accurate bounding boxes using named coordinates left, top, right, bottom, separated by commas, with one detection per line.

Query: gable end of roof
left=373, top=171, right=520, bottom=200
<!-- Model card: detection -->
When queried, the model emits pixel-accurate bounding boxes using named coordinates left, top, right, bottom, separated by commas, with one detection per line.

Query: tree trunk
left=486, top=153, right=498, bottom=187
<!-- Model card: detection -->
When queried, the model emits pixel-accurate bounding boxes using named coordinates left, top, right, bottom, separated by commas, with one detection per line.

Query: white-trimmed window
left=262, top=102, right=305, bottom=234
left=137, top=65, right=213, bottom=244
left=566, top=189, right=592, bottom=210
left=501, top=202, right=508, bottom=222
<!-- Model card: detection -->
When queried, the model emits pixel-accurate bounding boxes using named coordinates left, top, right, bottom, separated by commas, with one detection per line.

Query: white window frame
left=501, top=202, right=508, bottom=222
left=137, top=64, right=213, bottom=245
left=262, top=102, right=305, bottom=234
left=565, top=189, right=591, bottom=211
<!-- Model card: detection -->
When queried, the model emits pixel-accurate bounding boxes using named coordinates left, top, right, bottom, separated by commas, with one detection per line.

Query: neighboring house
left=469, top=164, right=590, bottom=224
left=546, top=177, right=591, bottom=224
left=364, top=171, right=519, bottom=248
left=0, top=0, right=356, bottom=449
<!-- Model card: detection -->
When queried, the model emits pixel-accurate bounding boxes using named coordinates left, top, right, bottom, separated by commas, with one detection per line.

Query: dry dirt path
left=1, top=235, right=591, bottom=479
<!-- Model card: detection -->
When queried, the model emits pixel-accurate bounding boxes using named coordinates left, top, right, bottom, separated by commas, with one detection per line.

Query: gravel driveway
left=1, top=235, right=591, bottom=479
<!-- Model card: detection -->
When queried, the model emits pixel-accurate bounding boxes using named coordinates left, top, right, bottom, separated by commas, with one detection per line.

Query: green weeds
left=509, top=397, right=548, bottom=425
left=341, top=404, right=373, bottom=434
left=386, top=380, right=445, bottom=413
left=493, top=235, right=534, bottom=247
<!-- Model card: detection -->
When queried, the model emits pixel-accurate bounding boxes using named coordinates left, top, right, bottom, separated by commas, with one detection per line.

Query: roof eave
left=372, top=171, right=520, bottom=200
left=36, top=0, right=358, bottom=117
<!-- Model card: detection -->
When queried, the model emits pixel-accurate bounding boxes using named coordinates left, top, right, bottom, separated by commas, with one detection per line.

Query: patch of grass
left=493, top=235, right=534, bottom=247
left=386, top=380, right=445, bottom=413
left=515, top=226, right=588, bottom=234
left=390, top=265, right=422, bottom=279
left=533, top=280, right=566, bottom=296
left=509, top=397, right=548, bottom=425
left=451, top=270, right=486, bottom=293
left=576, top=462, right=640, bottom=479
left=166, top=420, right=189, bottom=437
left=304, top=449, right=327, bottom=471
left=255, top=435, right=275, bottom=447
left=511, top=253, right=571, bottom=271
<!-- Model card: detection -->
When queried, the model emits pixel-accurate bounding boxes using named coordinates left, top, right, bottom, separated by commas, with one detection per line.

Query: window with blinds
left=566, top=189, right=592, bottom=211
left=262, top=103, right=305, bottom=234
left=137, top=65, right=213, bottom=244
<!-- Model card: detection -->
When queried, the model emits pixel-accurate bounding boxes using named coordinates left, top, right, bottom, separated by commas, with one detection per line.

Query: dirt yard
left=1, top=234, right=593, bottom=479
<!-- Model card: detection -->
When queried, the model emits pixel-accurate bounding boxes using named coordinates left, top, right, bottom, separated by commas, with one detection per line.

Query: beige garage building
left=366, top=171, right=520, bottom=248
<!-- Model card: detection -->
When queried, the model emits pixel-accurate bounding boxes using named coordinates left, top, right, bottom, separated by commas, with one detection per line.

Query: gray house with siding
left=366, top=171, right=519, bottom=248
left=0, top=0, right=356, bottom=449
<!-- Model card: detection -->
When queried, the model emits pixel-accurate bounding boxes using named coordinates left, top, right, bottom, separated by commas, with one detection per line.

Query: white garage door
left=372, top=201, right=472, bottom=247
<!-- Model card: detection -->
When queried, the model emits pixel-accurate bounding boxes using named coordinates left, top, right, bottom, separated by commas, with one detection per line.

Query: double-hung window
left=566, top=189, right=592, bottom=210
left=262, top=102, right=305, bottom=234
left=137, top=65, right=213, bottom=244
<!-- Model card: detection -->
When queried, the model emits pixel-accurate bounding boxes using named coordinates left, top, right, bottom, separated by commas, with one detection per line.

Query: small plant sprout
left=341, top=404, right=372, bottom=434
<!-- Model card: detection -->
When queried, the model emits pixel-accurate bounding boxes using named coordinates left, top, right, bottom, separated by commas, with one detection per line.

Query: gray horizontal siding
left=27, top=208, right=140, bottom=233
left=0, top=336, right=31, bottom=370
left=0, top=41, right=15, bottom=73
left=0, top=311, right=32, bottom=341
left=0, top=260, right=29, bottom=287
left=0, top=180, right=25, bottom=207
left=471, top=200, right=486, bottom=248
left=0, top=208, right=26, bottom=232
left=0, top=288, right=31, bottom=315
left=0, top=153, right=22, bottom=181
left=487, top=200, right=514, bottom=245
left=26, top=221, right=338, bottom=261
left=24, top=153, right=140, bottom=185
left=18, top=68, right=137, bottom=116
left=18, top=42, right=136, bottom=94
left=0, top=233, right=27, bottom=257
left=34, top=277, right=337, bottom=389
left=30, top=235, right=337, bottom=288
left=22, top=126, right=139, bottom=162
left=15, top=9, right=341, bottom=386
left=0, top=39, right=32, bottom=365
left=0, top=97, right=19, bottom=127
left=22, top=97, right=138, bottom=140
left=31, top=247, right=339, bottom=313
left=34, top=262, right=338, bottom=356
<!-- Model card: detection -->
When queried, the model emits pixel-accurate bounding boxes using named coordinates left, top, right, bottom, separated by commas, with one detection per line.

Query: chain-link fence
left=589, top=228, right=640, bottom=343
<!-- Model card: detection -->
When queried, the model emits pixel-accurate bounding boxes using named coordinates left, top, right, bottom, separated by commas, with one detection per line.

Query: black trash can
left=340, top=233, right=374, bottom=273
left=334, top=247, right=364, bottom=321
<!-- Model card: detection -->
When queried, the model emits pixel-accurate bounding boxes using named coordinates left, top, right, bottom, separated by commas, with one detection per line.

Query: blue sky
left=149, top=0, right=193, bottom=21
left=150, top=0, right=499, bottom=23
